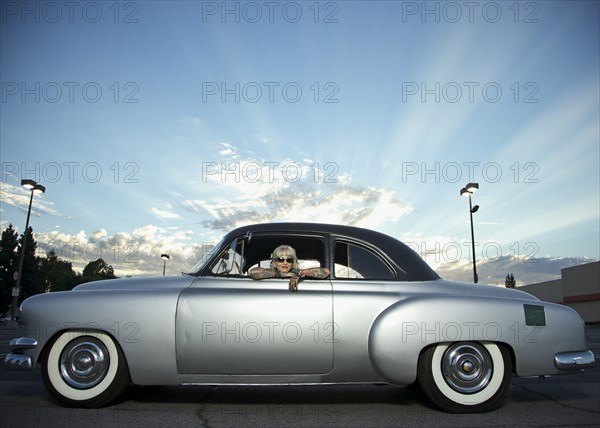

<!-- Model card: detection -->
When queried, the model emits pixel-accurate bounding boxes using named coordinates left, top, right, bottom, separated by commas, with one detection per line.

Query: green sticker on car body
left=524, top=304, right=546, bottom=326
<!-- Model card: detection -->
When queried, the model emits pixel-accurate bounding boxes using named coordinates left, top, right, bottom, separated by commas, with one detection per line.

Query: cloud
left=218, top=142, right=239, bottom=158
left=180, top=143, right=412, bottom=232
left=90, top=229, right=108, bottom=242
left=151, top=206, right=181, bottom=219
left=35, top=225, right=209, bottom=278
left=436, top=255, right=597, bottom=287
left=192, top=185, right=412, bottom=232
left=0, top=182, right=65, bottom=218
left=180, top=116, right=203, bottom=126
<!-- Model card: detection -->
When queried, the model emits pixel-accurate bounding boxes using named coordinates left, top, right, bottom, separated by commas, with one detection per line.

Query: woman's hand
left=288, top=274, right=300, bottom=292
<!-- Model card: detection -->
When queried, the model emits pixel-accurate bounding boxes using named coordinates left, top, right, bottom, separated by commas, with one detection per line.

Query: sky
left=1, top=0, right=599, bottom=286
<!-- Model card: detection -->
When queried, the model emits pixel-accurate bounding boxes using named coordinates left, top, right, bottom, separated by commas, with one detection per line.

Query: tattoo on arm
left=299, top=268, right=331, bottom=279
left=248, top=268, right=277, bottom=280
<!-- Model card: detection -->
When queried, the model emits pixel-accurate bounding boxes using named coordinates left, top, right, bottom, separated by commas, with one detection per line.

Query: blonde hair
left=270, top=245, right=300, bottom=271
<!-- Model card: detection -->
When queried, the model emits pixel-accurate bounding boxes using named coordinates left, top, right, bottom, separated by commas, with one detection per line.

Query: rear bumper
left=3, top=337, right=37, bottom=371
left=554, top=350, right=596, bottom=371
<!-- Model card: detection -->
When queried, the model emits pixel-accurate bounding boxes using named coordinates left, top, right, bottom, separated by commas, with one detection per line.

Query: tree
left=505, top=273, right=516, bottom=288
left=0, top=224, right=19, bottom=314
left=81, top=258, right=116, bottom=283
left=18, top=226, right=45, bottom=302
left=41, top=250, right=78, bottom=292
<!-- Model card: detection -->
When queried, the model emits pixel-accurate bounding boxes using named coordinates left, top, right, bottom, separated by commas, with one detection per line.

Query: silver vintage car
left=4, top=223, right=595, bottom=413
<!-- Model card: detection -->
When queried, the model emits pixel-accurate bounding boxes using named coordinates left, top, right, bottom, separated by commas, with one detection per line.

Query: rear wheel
left=417, top=342, right=511, bottom=413
left=42, top=330, right=130, bottom=407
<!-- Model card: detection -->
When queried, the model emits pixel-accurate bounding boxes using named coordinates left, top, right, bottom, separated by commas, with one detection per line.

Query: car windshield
left=185, top=237, right=224, bottom=275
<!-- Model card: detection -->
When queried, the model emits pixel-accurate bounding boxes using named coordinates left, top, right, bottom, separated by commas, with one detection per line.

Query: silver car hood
left=73, top=275, right=195, bottom=291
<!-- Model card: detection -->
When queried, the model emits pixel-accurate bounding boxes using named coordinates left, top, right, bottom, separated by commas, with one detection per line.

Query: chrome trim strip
left=554, top=350, right=596, bottom=371
left=3, top=354, right=33, bottom=370
left=9, top=337, right=38, bottom=351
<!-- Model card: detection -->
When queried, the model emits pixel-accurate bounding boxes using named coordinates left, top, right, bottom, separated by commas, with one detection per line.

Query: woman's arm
left=298, top=267, right=331, bottom=279
left=248, top=267, right=277, bottom=280
left=248, top=267, right=295, bottom=280
left=288, top=267, right=331, bottom=292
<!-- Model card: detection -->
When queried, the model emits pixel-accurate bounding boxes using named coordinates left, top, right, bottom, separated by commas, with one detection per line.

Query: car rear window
left=334, top=241, right=395, bottom=280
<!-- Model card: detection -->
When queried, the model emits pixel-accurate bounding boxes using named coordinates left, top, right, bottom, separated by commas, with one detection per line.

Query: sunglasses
left=273, top=256, right=294, bottom=263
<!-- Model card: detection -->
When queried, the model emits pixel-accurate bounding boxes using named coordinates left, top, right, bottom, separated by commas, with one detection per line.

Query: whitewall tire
left=417, top=342, right=512, bottom=413
left=42, top=330, right=130, bottom=407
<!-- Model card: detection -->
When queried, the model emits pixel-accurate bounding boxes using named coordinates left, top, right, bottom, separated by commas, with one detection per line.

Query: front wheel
left=42, top=330, right=130, bottom=407
left=417, top=342, right=512, bottom=413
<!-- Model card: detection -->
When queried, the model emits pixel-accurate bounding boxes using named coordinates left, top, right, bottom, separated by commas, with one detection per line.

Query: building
left=518, top=261, right=599, bottom=324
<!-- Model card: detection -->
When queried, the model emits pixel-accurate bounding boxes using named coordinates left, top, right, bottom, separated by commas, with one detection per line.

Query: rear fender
left=367, top=296, right=587, bottom=384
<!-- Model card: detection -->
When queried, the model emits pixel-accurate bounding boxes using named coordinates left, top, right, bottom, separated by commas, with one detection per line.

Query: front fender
left=19, top=288, right=182, bottom=385
left=368, top=295, right=588, bottom=384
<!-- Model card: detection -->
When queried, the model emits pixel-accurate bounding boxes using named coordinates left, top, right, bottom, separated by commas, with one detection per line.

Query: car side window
left=210, top=238, right=244, bottom=275
left=245, top=235, right=327, bottom=274
left=334, top=241, right=395, bottom=280
left=207, top=234, right=327, bottom=277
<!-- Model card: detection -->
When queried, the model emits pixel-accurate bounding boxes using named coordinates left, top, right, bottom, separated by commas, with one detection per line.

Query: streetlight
left=12, top=179, right=46, bottom=320
left=161, top=254, right=170, bottom=276
left=460, top=182, right=479, bottom=284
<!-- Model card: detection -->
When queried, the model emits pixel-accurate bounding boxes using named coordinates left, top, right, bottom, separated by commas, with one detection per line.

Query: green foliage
left=81, top=258, right=117, bottom=283
left=18, top=227, right=44, bottom=302
left=0, top=224, right=19, bottom=314
left=41, top=250, right=78, bottom=292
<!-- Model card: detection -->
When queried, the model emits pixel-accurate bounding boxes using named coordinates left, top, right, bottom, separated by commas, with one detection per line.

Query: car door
left=175, top=234, right=334, bottom=375
left=328, top=238, right=400, bottom=378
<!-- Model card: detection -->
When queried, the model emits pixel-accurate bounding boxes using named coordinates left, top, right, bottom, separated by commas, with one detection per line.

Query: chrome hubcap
left=442, top=343, right=492, bottom=394
left=60, top=337, right=110, bottom=389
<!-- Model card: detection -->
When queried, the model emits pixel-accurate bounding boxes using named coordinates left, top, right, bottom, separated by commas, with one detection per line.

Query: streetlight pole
left=12, top=179, right=46, bottom=320
left=161, top=254, right=170, bottom=276
left=460, top=182, right=479, bottom=284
